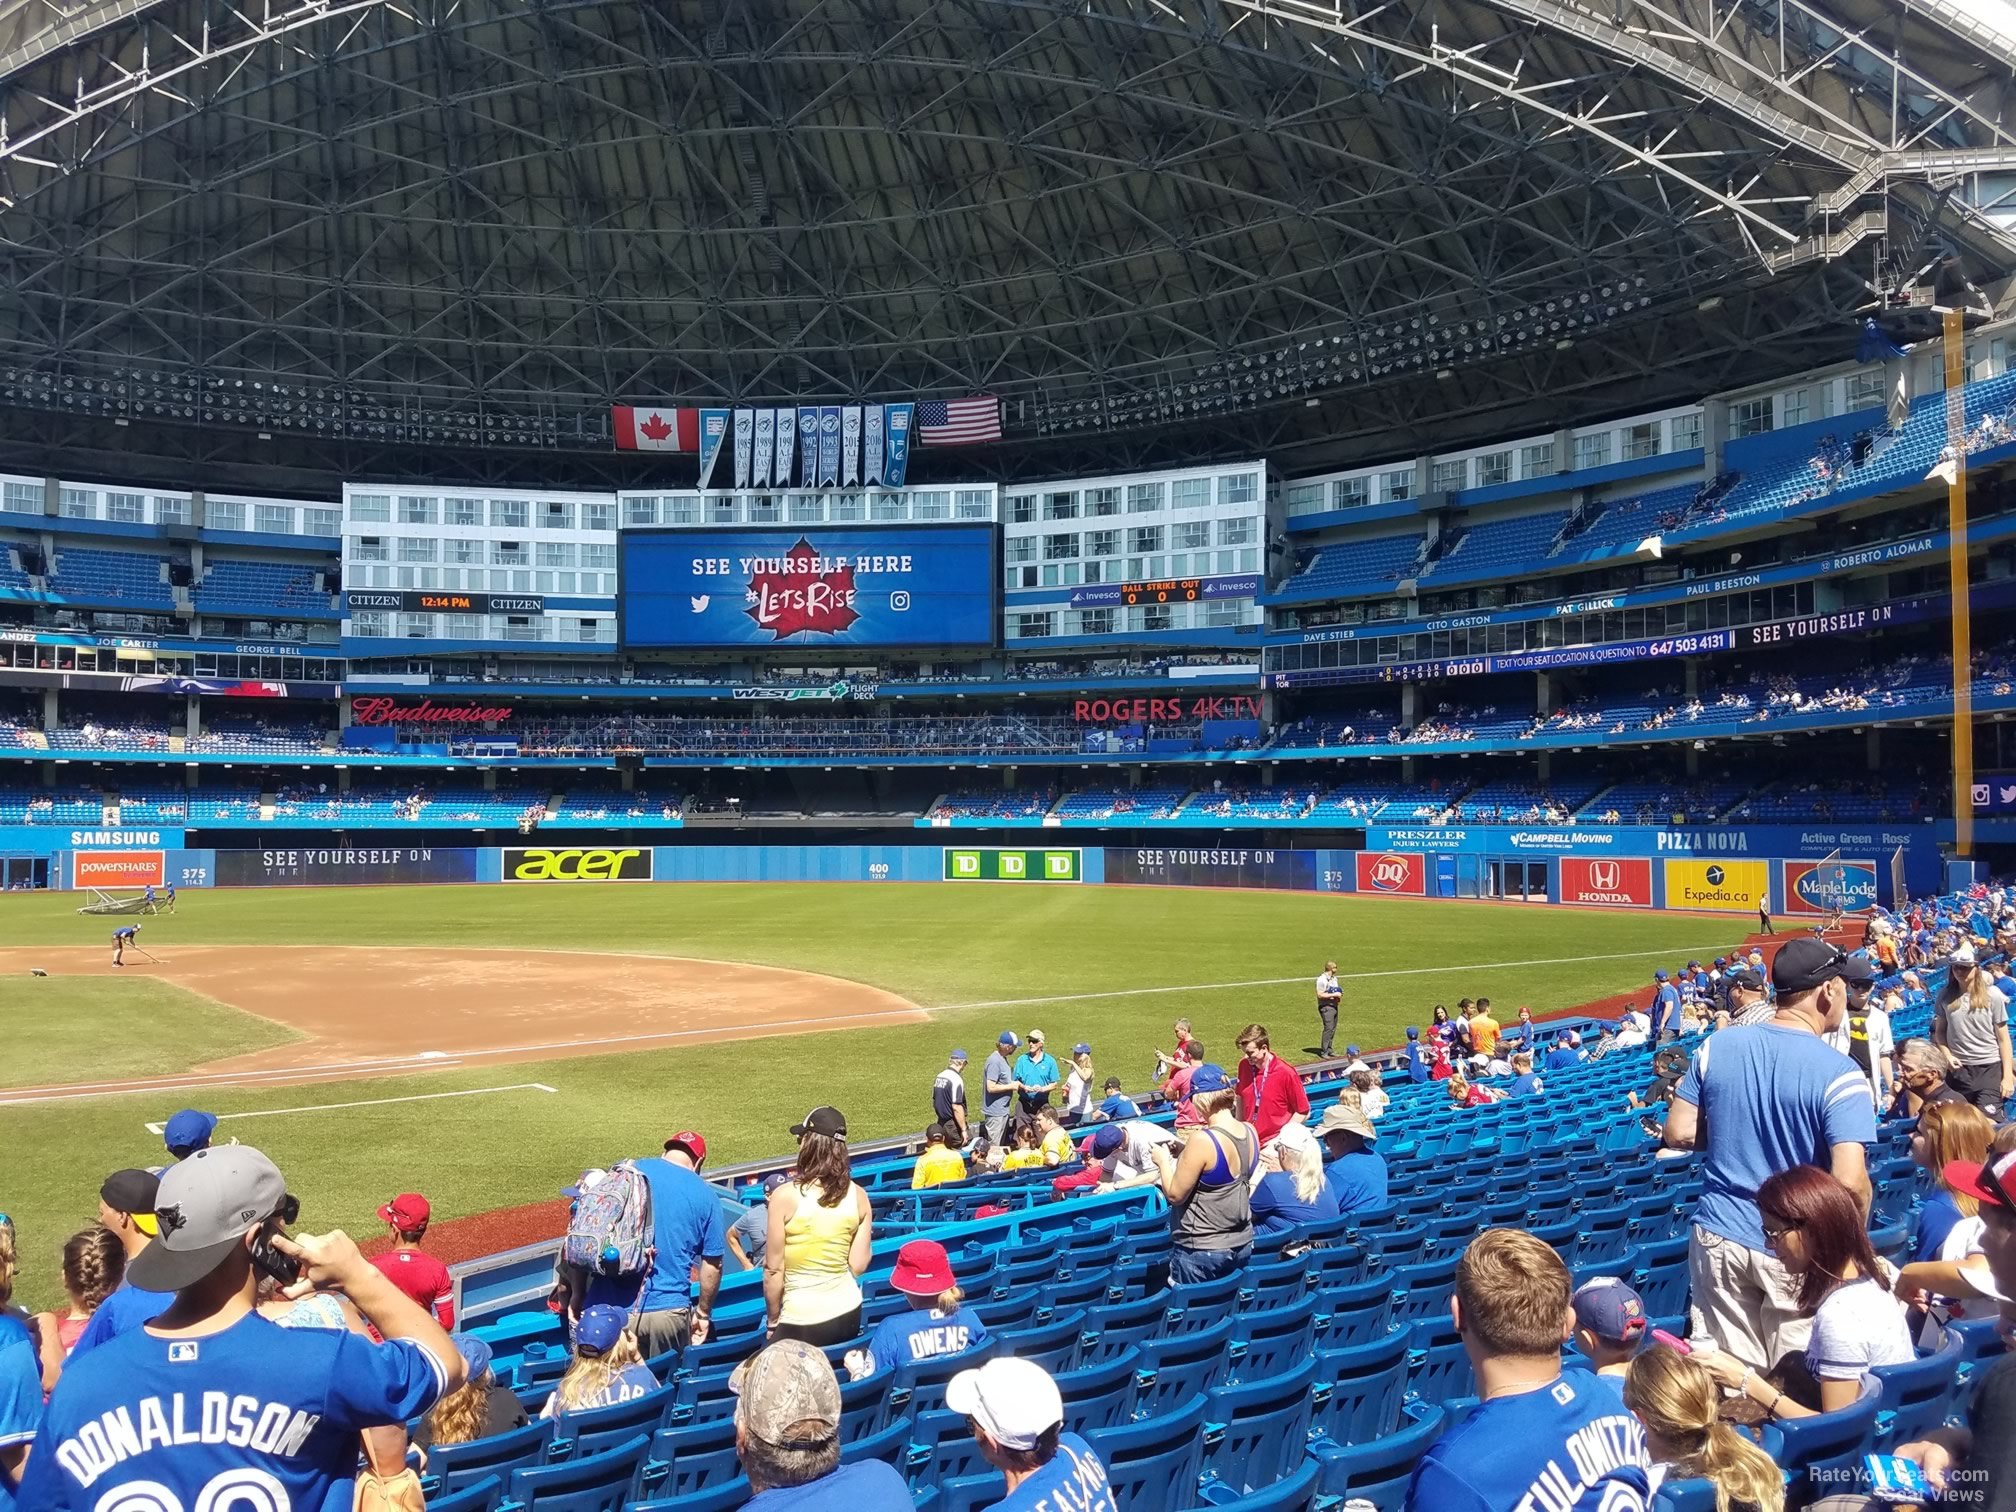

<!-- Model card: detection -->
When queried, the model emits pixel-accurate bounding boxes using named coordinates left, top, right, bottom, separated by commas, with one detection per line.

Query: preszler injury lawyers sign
left=942, top=848, right=1082, bottom=883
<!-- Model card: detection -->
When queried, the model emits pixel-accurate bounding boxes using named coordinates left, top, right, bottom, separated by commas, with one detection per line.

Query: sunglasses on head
left=1980, top=1155, right=2016, bottom=1216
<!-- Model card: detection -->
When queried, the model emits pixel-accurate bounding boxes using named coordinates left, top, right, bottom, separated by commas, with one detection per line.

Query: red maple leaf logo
left=639, top=411, right=673, bottom=442
left=745, top=537, right=860, bottom=639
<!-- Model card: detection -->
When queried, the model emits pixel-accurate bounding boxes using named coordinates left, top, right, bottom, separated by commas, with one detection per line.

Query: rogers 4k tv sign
left=503, top=847, right=655, bottom=882
left=1784, top=858, right=1878, bottom=915
left=942, top=848, right=1081, bottom=883
left=1355, top=852, right=1425, bottom=896
left=1559, top=857, right=1653, bottom=909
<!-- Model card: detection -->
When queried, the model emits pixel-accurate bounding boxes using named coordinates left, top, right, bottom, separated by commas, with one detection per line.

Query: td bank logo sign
left=943, top=848, right=1082, bottom=883
left=503, top=847, right=655, bottom=882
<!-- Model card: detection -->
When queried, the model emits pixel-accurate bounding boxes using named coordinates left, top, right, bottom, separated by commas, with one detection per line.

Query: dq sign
left=1355, top=852, right=1425, bottom=896
left=1559, top=856, right=1653, bottom=908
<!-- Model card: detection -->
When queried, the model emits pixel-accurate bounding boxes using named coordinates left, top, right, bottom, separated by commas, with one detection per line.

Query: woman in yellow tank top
left=764, top=1105, right=874, bottom=1345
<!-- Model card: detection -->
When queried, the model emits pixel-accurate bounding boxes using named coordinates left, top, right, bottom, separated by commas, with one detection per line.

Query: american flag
left=916, top=395, right=1002, bottom=446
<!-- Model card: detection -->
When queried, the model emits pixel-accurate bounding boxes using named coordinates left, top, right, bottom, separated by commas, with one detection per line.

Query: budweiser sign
left=349, top=697, right=514, bottom=727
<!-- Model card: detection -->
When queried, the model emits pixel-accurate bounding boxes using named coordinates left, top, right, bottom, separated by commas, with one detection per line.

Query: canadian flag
left=612, top=405, right=700, bottom=452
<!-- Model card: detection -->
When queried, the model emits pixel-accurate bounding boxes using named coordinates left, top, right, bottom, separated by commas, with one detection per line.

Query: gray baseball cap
left=729, top=1339, right=841, bottom=1446
left=129, top=1144, right=289, bottom=1293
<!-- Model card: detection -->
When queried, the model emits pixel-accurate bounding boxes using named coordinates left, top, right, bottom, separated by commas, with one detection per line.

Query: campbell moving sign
left=349, top=698, right=515, bottom=727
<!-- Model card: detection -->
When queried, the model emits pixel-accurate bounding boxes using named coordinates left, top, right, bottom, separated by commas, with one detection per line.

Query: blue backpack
left=564, top=1160, right=654, bottom=1277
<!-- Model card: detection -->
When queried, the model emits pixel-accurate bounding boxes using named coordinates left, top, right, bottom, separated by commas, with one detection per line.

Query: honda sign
left=1559, top=856, right=1653, bottom=908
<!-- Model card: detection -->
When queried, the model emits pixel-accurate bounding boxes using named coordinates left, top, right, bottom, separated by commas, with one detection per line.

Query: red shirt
left=369, top=1247, right=454, bottom=1328
left=1236, top=1054, right=1310, bottom=1141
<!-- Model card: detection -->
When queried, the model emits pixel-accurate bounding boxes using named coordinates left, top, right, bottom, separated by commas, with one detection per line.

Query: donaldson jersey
left=20, top=1310, right=448, bottom=1512
left=1405, top=1369, right=1651, bottom=1512
left=860, top=1305, right=990, bottom=1377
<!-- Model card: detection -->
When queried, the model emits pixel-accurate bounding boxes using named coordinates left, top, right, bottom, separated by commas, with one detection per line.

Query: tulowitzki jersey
left=1406, top=1369, right=1652, bottom=1512
left=20, top=1310, right=447, bottom=1512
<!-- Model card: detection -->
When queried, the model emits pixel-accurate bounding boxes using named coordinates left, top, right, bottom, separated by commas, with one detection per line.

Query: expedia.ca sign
left=503, top=847, right=654, bottom=882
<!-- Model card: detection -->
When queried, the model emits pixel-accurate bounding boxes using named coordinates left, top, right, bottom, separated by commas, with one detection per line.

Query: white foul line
left=140, top=1083, right=559, bottom=1132
left=937, top=944, right=1741, bottom=1011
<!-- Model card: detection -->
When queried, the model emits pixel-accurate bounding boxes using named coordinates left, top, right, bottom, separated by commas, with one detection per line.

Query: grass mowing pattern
left=0, top=884, right=1733, bottom=1305
left=0, top=977, right=302, bottom=1088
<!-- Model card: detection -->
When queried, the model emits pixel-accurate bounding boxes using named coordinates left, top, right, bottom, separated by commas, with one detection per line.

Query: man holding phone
left=21, top=1144, right=465, bottom=1511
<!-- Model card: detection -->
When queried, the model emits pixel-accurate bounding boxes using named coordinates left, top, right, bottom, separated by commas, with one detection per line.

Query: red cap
left=378, top=1193, right=430, bottom=1229
left=890, top=1239, right=958, bottom=1297
left=1945, top=1152, right=2016, bottom=1213
left=665, top=1131, right=708, bottom=1166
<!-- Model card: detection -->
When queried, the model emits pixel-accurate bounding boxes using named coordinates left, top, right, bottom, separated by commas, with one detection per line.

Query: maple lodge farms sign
left=349, top=697, right=514, bottom=727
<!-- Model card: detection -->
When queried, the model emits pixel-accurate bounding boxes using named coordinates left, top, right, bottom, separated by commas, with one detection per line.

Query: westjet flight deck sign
left=619, top=525, right=997, bottom=647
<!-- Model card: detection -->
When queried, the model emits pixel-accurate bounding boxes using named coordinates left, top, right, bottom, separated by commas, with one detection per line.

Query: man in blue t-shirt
left=732, top=1339, right=911, bottom=1510
left=948, top=1355, right=1117, bottom=1512
left=982, top=1032, right=1020, bottom=1145
left=19, top=1144, right=464, bottom=1512
left=1012, top=1031, right=1062, bottom=1116
left=1402, top=1026, right=1430, bottom=1082
left=1544, top=1033, right=1582, bottom=1072
left=1407, top=1229, right=1651, bottom=1512
left=0, top=1311, right=39, bottom=1512
left=1664, top=936, right=1876, bottom=1371
left=1649, top=970, right=1681, bottom=1040
left=1316, top=1102, right=1388, bottom=1214
left=632, top=1132, right=726, bottom=1361
left=1094, top=1078, right=1139, bottom=1120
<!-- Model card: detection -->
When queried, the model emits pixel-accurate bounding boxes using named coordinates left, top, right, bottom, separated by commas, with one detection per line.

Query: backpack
left=564, top=1160, right=654, bottom=1277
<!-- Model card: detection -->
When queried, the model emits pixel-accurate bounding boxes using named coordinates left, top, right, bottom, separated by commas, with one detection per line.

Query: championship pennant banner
left=613, top=396, right=1000, bottom=486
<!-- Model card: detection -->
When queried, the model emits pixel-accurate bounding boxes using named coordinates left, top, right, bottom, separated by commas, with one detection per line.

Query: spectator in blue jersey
left=731, top=1339, right=911, bottom=1510
left=1405, top=1228, right=1652, bottom=1512
left=1316, top=1102, right=1387, bottom=1215
left=1250, top=1123, right=1341, bottom=1236
left=843, top=1241, right=989, bottom=1380
left=1649, top=970, right=1682, bottom=1041
left=1545, top=1033, right=1583, bottom=1073
left=1094, top=1077, right=1139, bottom=1120
left=0, top=1217, right=37, bottom=1511
left=65, top=1169, right=167, bottom=1360
left=1507, top=1052, right=1544, bottom=1097
left=1663, top=937, right=1875, bottom=1373
left=631, top=1131, right=726, bottom=1358
left=161, top=1109, right=217, bottom=1162
left=1402, top=1026, right=1431, bottom=1083
left=20, top=1144, right=463, bottom=1512
left=540, top=1304, right=658, bottom=1422
left=948, top=1356, right=1117, bottom=1512
left=729, top=1174, right=791, bottom=1272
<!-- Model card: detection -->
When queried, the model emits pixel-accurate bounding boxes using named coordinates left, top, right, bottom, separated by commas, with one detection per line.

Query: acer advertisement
left=1558, top=856, right=1653, bottom=908
left=619, top=525, right=998, bottom=647
left=1355, top=852, right=1425, bottom=896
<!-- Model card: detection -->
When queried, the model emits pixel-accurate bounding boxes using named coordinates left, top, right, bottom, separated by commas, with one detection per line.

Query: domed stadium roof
left=0, top=0, right=2012, bottom=487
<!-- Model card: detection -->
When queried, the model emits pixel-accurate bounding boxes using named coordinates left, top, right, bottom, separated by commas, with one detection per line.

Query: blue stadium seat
left=419, top=1418, right=555, bottom=1497
left=1654, top=1479, right=1721, bottom=1512
left=1948, top=1314, right=2008, bottom=1376
left=991, top=1308, right=1089, bottom=1374
left=1082, top=1392, right=1210, bottom=1512
left=425, top=1473, right=506, bottom=1512
left=628, top=1479, right=749, bottom=1512
left=837, top=1414, right=915, bottom=1473
left=1870, top=1330, right=1966, bottom=1450
left=1305, top=1243, right=1367, bottom=1288
left=1200, top=1358, right=1319, bottom=1496
left=890, top=1336, right=1003, bottom=1416
left=1168, top=1272, right=1245, bottom=1333
left=1085, top=1290, right=1176, bottom=1360
left=968, top=1290, right=1039, bottom=1332
left=1237, top=1253, right=1311, bottom=1308
left=1231, top=1294, right=1317, bottom=1383
left=503, top=1430, right=660, bottom=1511
left=1387, top=1255, right=1460, bottom=1328
left=1629, top=1235, right=1691, bottom=1319
left=1311, top=1274, right=1395, bottom=1348
left=1182, top=1456, right=1321, bottom=1512
left=1134, top=1317, right=1238, bottom=1417
left=642, top=1420, right=738, bottom=1499
left=1307, top=1401, right=1444, bottom=1509
left=1308, top=1330, right=1411, bottom=1449
left=1404, top=1316, right=1473, bottom=1403
left=838, top=1367, right=894, bottom=1439
left=547, top=1380, right=681, bottom=1459
left=1055, top=1347, right=1146, bottom=1433
left=1761, top=1385, right=1883, bottom=1512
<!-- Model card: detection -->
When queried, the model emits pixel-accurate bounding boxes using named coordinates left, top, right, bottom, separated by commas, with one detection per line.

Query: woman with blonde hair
left=1931, top=947, right=2013, bottom=1115
left=541, top=1304, right=659, bottom=1422
left=1906, top=1100, right=1995, bottom=1262
left=1249, top=1124, right=1340, bottom=1236
left=1624, top=1346, right=1785, bottom=1512
left=766, top=1106, right=873, bottom=1345
left=1063, top=1044, right=1097, bottom=1123
left=1894, top=1116, right=2016, bottom=1306
left=418, top=1334, right=529, bottom=1448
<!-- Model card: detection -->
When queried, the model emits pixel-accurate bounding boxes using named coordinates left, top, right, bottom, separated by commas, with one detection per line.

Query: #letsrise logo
left=744, top=538, right=861, bottom=638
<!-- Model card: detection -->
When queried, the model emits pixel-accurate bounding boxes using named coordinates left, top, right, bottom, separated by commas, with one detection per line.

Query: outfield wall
left=31, top=825, right=1943, bottom=910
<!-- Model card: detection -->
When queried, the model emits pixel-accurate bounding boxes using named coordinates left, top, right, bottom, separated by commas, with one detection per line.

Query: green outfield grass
left=0, top=884, right=1735, bottom=1306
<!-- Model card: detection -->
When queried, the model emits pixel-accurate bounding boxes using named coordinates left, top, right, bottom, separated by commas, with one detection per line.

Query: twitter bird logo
left=690, top=595, right=710, bottom=613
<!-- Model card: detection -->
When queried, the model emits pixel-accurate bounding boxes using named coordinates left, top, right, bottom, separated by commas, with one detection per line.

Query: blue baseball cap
left=561, top=1167, right=607, bottom=1199
left=1406, top=1026, right=1420, bottom=1040
left=761, top=1172, right=790, bottom=1196
left=1654, top=970, right=1669, bottom=981
left=163, top=1110, right=218, bottom=1153
left=453, top=1334, right=494, bottom=1379
left=950, top=1049, right=968, bottom=1062
left=1073, top=1043, right=1092, bottom=1055
left=1571, top=1277, right=1647, bottom=1345
left=1714, top=957, right=1727, bottom=967
left=1345, top=1045, right=1361, bottom=1057
left=1187, top=1063, right=1234, bottom=1094
left=1686, top=961, right=1701, bottom=969
left=997, top=1031, right=1019, bottom=1048
left=1091, top=1125, right=1127, bottom=1157
left=575, top=1304, right=628, bottom=1355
